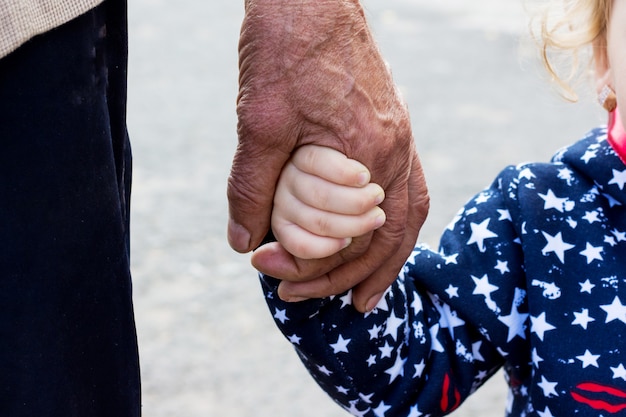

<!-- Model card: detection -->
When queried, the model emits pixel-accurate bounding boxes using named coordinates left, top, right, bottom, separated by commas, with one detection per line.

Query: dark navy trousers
left=0, top=1, right=140, bottom=415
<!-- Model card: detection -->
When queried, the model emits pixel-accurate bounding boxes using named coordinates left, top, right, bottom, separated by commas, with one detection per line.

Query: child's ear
left=593, top=34, right=613, bottom=93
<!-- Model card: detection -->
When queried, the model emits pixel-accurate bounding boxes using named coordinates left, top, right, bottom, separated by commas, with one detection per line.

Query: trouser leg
left=0, top=1, right=140, bottom=415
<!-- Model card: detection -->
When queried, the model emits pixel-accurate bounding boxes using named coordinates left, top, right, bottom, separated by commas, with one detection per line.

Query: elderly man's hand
left=227, top=0, right=429, bottom=312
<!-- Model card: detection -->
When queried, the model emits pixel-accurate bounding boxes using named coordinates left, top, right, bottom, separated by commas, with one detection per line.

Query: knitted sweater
left=0, top=0, right=103, bottom=58
left=261, top=126, right=626, bottom=416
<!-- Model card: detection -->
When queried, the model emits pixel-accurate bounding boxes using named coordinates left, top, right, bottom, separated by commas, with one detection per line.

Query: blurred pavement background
left=126, top=0, right=603, bottom=416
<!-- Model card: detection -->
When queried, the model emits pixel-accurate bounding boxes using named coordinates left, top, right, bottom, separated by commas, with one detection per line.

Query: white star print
left=531, top=312, right=556, bottom=342
left=407, top=405, right=424, bottom=417
left=384, top=354, right=406, bottom=383
left=443, top=253, right=459, bottom=264
left=581, top=149, right=597, bottom=163
left=383, top=311, right=404, bottom=341
left=494, top=260, right=510, bottom=274
left=318, top=365, right=333, bottom=376
left=579, top=279, right=595, bottom=294
left=411, top=294, right=423, bottom=316
left=476, top=370, right=488, bottom=381
left=339, top=290, right=353, bottom=308
left=612, top=364, right=626, bottom=381
left=336, top=385, right=349, bottom=395
left=414, top=359, right=426, bottom=378
left=601, top=296, right=626, bottom=324
left=472, top=274, right=500, bottom=313
left=603, top=192, right=622, bottom=208
left=498, top=209, right=512, bottom=221
left=538, top=375, right=558, bottom=397
left=519, top=167, right=535, bottom=180
left=582, top=210, right=601, bottom=223
left=373, top=401, right=391, bottom=417
left=467, top=218, right=498, bottom=252
left=435, top=302, right=466, bottom=339
left=608, top=168, right=626, bottom=189
left=429, top=324, right=445, bottom=353
left=257, top=132, right=626, bottom=417
left=472, top=341, right=485, bottom=362
left=274, top=308, right=289, bottom=324
left=379, top=341, right=393, bottom=359
left=572, top=308, right=595, bottom=329
left=359, top=393, right=374, bottom=404
left=368, top=324, right=382, bottom=340
left=346, top=401, right=369, bottom=417
left=330, top=335, right=351, bottom=354
left=475, top=192, right=490, bottom=204
left=579, top=242, right=604, bottom=264
left=498, top=301, right=529, bottom=342
left=612, top=228, right=626, bottom=242
left=576, top=350, right=600, bottom=368
left=539, top=189, right=574, bottom=212
left=541, top=231, right=575, bottom=264
left=537, top=406, right=554, bottom=417
left=532, top=348, right=544, bottom=368
left=557, top=167, right=574, bottom=184
left=445, top=284, right=459, bottom=298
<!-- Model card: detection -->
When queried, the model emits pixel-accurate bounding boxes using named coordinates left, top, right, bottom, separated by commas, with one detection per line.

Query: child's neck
left=608, top=109, right=626, bottom=165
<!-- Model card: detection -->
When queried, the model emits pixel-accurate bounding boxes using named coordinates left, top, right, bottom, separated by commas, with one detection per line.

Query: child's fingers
left=292, top=144, right=371, bottom=187
left=272, top=223, right=352, bottom=260
left=271, top=144, right=386, bottom=260
left=282, top=163, right=385, bottom=215
left=274, top=188, right=386, bottom=239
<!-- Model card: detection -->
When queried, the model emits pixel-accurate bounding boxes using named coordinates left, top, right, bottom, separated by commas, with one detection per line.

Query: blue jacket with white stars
left=261, top=126, right=626, bottom=417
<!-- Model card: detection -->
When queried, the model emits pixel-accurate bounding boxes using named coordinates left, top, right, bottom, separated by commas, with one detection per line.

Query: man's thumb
left=227, top=144, right=290, bottom=253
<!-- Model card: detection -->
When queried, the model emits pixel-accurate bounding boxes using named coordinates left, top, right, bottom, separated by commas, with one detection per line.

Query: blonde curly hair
left=530, top=0, right=612, bottom=101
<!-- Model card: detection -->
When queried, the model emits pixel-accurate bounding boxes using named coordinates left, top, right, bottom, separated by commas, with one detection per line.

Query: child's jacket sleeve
left=260, top=165, right=530, bottom=417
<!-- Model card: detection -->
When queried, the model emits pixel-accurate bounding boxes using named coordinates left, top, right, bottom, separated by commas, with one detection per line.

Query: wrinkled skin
left=227, top=0, right=429, bottom=312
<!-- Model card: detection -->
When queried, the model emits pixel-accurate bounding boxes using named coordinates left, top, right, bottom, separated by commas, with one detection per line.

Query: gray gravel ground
left=126, top=0, right=603, bottom=416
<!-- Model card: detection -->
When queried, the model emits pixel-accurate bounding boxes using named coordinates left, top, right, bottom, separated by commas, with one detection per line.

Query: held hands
left=228, top=0, right=429, bottom=312
left=268, top=145, right=386, bottom=261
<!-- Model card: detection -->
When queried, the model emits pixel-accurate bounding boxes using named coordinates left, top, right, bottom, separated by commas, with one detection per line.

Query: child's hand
left=271, top=145, right=386, bottom=260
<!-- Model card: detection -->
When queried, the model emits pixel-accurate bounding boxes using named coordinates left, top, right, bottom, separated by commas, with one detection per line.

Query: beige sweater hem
left=0, top=0, right=105, bottom=59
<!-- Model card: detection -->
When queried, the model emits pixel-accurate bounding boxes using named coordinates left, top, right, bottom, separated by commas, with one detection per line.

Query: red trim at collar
left=608, top=108, right=626, bottom=165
